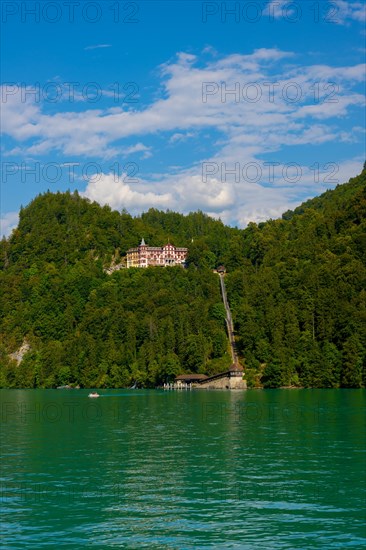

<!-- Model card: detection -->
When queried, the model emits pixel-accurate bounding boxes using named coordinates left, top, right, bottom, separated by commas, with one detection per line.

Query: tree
left=341, top=335, right=363, bottom=388
left=261, top=360, right=287, bottom=388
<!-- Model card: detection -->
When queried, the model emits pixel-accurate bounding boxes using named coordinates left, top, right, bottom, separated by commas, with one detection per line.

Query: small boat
left=88, top=392, right=100, bottom=398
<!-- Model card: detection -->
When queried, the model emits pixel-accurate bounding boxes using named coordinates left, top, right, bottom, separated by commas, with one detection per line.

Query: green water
left=1, top=389, right=365, bottom=549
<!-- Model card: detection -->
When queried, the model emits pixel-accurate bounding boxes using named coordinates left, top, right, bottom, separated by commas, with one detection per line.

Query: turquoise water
left=1, top=389, right=365, bottom=549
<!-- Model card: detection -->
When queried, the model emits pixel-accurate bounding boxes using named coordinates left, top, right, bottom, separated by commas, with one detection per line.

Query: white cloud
left=0, top=211, right=19, bottom=238
left=169, top=132, right=194, bottom=143
left=1, top=52, right=364, bottom=159
left=81, top=156, right=364, bottom=228
left=82, top=170, right=236, bottom=215
left=84, top=44, right=112, bottom=51
left=81, top=173, right=172, bottom=211
left=293, top=93, right=365, bottom=120
left=1, top=49, right=365, bottom=229
left=123, top=143, right=152, bottom=158
left=264, top=1, right=297, bottom=19
left=327, top=0, right=366, bottom=25
left=264, top=0, right=366, bottom=24
left=2, top=156, right=363, bottom=239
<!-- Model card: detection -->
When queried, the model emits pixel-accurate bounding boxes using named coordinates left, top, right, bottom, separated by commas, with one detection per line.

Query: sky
left=1, top=0, right=365, bottom=236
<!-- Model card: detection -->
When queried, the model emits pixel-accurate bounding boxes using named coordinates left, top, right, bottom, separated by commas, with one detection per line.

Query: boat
left=88, top=392, right=100, bottom=398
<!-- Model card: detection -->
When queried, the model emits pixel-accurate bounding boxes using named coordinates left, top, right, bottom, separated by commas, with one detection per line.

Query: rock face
left=104, top=263, right=125, bottom=275
left=9, top=340, right=31, bottom=365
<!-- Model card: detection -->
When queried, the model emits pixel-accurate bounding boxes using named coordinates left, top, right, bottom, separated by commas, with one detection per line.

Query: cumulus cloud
left=2, top=156, right=363, bottom=238
left=0, top=211, right=19, bottom=238
left=81, top=156, right=364, bottom=228
left=82, top=170, right=236, bottom=215
left=81, top=173, right=173, bottom=212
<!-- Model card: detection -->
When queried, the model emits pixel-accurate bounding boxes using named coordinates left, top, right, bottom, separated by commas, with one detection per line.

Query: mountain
left=227, top=167, right=366, bottom=388
left=0, top=167, right=365, bottom=388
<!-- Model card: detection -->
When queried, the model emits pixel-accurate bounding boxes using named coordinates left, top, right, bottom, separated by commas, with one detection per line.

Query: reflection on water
left=1, top=389, right=365, bottom=549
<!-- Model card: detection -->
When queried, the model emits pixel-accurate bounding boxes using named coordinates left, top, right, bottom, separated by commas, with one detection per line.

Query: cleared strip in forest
left=218, top=273, right=239, bottom=368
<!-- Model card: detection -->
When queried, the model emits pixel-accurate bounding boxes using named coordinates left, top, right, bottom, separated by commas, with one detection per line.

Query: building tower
left=138, top=237, right=147, bottom=268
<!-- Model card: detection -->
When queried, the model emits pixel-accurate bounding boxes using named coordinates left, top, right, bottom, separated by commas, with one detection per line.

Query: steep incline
left=219, top=273, right=240, bottom=368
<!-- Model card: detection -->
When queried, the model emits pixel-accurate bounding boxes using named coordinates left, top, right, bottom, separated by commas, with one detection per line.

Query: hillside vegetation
left=227, top=167, right=366, bottom=388
left=0, top=167, right=365, bottom=388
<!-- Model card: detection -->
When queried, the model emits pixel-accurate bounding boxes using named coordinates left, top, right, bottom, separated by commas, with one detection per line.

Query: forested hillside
left=0, top=194, right=237, bottom=388
left=227, top=167, right=366, bottom=388
left=0, top=167, right=365, bottom=388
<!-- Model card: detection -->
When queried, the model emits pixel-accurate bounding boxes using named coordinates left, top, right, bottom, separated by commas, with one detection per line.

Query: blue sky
left=1, top=0, right=365, bottom=235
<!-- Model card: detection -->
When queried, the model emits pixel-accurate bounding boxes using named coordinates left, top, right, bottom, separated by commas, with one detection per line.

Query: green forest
left=1, top=167, right=365, bottom=388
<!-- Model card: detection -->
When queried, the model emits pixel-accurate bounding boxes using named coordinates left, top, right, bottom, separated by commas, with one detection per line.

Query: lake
left=1, top=389, right=365, bottom=549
